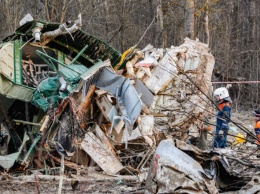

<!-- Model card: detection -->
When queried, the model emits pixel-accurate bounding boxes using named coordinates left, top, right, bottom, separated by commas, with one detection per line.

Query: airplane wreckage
left=0, top=14, right=259, bottom=193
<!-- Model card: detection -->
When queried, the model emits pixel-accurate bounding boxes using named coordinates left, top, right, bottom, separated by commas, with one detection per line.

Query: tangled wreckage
left=0, top=14, right=259, bottom=193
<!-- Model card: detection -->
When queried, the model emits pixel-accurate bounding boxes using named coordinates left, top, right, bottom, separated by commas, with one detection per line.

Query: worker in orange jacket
left=253, top=110, right=260, bottom=145
left=213, top=87, right=232, bottom=148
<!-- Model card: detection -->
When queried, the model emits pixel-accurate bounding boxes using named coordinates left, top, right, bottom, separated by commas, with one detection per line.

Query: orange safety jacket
left=254, top=120, right=260, bottom=145
left=216, top=101, right=231, bottom=129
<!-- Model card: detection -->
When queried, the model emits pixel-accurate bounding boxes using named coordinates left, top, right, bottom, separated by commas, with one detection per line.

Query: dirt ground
left=0, top=174, right=144, bottom=194
left=226, top=110, right=259, bottom=149
left=206, top=111, right=254, bottom=146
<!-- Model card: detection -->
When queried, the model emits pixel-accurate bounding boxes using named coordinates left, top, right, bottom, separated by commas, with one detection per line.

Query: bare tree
left=41, top=0, right=70, bottom=22
left=0, top=0, right=24, bottom=36
left=185, top=0, right=195, bottom=39
left=156, top=0, right=167, bottom=48
left=204, top=0, right=209, bottom=45
left=0, top=0, right=260, bottom=109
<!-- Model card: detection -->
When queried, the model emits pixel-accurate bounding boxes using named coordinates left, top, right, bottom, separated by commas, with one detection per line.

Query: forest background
left=0, top=0, right=259, bottom=110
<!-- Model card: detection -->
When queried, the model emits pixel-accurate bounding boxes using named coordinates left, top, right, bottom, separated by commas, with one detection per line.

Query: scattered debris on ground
left=0, top=14, right=259, bottom=193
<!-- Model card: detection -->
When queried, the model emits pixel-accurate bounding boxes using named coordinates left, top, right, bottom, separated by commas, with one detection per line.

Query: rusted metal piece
left=134, top=78, right=154, bottom=107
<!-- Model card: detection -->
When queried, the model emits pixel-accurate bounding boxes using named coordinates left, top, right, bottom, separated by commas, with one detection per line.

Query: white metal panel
left=0, top=43, right=14, bottom=81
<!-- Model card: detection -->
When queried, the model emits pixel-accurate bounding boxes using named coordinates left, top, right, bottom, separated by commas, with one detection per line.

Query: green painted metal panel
left=57, top=50, right=65, bottom=70
left=0, top=75, right=34, bottom=102
left=13, top=40, right=22, bottom=84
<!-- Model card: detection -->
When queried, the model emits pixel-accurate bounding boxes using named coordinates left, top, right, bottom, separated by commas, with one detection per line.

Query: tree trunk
left=185, top=0, right=195, bottom=39
left=204, top=0, right=209, bottom=45
left=156, top=0, right=164, bottom=47
left=60, top=0, right=68, bottom=23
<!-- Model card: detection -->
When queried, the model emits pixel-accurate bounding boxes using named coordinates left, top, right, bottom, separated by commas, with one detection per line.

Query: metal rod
left=35, top=50, right=81, bottom=74
left=13, top=119, right=42, bottom=126
left=69, top=44, right=89, bottom=65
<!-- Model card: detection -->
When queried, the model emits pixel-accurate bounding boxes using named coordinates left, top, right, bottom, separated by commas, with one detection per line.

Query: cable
left=114, top=17, right=156, bottom=70
left=135, top=17, right=155, bottom=46
left=158, top=50, right=259, bottom=141
left=155, top=62, right=257, bottom=141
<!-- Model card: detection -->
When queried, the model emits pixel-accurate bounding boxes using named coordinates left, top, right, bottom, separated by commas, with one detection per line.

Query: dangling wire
left=62, top=23, right=75, bottom=41
left=19, top=37, right=34, bottom=50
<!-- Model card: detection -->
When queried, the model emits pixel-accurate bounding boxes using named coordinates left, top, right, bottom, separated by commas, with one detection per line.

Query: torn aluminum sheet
left=145, top=139, right=218, bottom=194
left=134, top=79, right=154, bottom=107
left=172, top=139, right=252, bottom=193
left=81, top=132, right=124, bottom=175
left=95, top=67, right=142, bottom=129
left=0, top=132, right=29, bottom=169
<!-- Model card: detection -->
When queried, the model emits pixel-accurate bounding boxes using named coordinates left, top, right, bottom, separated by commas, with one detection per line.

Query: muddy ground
left=0, top=173, right=144, bottom=194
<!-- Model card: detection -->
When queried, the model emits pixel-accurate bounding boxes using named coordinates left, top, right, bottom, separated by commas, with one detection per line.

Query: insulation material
left=137, top=115, right=154, bottom=136
left=141, top=38, right=215, bottom=140
left=143, top=49, right=178, bottom=95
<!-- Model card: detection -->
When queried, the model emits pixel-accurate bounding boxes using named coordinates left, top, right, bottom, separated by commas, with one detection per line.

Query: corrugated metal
left=3, top=21, right=121, bottom=68
left=95, top=67, right=142, bottom=126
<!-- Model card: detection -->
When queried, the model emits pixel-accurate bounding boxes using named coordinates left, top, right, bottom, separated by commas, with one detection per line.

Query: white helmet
left=213, top=87, right=229, bottom=100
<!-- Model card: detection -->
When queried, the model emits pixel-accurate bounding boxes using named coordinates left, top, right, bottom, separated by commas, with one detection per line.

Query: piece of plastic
left=233, top=133, right=246, bottom=146
left=32, top=76, right=61, bottom=111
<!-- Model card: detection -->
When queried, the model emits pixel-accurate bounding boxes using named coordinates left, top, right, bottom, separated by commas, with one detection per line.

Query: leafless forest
left=0, top=0, right=259, bottom=109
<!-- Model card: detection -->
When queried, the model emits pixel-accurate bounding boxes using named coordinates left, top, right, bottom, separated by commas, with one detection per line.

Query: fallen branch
left=225, top=156, right=259, bottom=168
left=49, top=154, right=79, bottom=170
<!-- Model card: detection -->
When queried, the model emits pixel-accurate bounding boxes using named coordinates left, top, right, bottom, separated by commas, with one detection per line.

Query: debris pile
left=145, top=139, right=260, bottom=194
left=139, top=38, right=214, bottom=140
left=0, top=15, right=259, bottom=193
